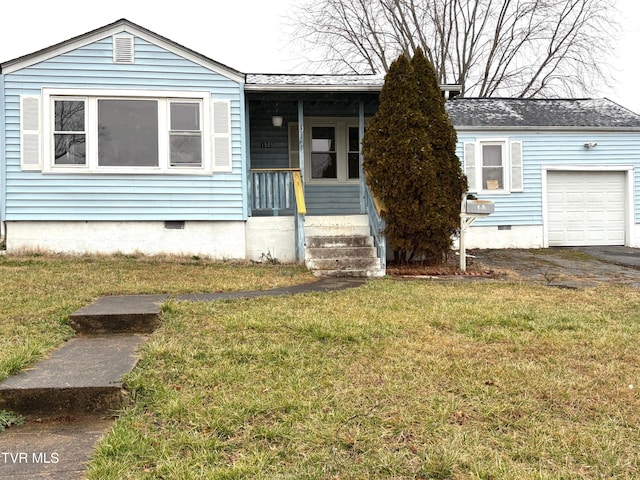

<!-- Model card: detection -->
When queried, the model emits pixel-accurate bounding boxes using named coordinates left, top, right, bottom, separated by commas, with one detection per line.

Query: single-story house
left=2, top=19, right=640, bottom=276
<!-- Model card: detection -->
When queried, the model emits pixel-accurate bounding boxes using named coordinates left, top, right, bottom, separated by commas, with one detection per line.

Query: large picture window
left=41, top=89, right=217, bottom=174
left=98, top=99, right=159, bottom=167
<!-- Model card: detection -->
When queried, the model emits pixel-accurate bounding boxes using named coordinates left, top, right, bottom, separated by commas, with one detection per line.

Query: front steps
left=305, top=215, right=384, bottom=277
left=0, top=295, right=166, bottom=418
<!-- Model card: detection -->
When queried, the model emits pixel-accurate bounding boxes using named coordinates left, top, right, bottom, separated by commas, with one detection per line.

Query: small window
left=311, top=126, right=337, bottom=179
left=481, top=143, right=504, bottom=190
left=54, top=99, right=86, bottom=165
left=348, top=126, right=360, bottom=179
left=98, top=99, right=159, bottom=167
left=169, top=102, right=202, bottom=167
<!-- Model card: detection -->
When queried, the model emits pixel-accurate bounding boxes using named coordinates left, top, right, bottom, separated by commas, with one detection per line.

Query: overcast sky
left=1, top=0, right=639, bottom=112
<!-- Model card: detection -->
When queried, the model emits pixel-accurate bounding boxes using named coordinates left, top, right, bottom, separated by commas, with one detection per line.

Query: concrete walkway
left=0, top=277, right=366, bottom=479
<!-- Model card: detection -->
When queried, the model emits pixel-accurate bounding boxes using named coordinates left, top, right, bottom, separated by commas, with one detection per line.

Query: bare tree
left=289, top=0, right=618, bottom=97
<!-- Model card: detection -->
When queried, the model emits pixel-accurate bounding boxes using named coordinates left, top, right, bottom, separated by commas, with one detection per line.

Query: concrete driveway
left=472, top=246, right=640, bottom=288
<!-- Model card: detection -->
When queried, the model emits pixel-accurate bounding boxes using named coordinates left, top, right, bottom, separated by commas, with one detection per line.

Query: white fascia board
left=244, top=84, right=382, bottom=92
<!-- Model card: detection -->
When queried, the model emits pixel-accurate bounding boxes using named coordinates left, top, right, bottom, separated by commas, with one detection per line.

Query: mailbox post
left=459, top=194, right=494, bottom=271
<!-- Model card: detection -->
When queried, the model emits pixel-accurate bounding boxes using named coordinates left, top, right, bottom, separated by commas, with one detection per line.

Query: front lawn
left=86, top=279, right=640, bottom=479
left=0, top=253, right=310, bottom=380
left=2, top=254, right=638, bottom=478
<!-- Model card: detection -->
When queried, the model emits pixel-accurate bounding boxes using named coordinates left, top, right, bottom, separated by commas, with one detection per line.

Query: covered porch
left=244, top=75, right=386, bottom=275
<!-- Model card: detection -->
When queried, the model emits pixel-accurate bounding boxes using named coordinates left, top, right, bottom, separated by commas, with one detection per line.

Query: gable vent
left=113, top=34, right=134, bottom=64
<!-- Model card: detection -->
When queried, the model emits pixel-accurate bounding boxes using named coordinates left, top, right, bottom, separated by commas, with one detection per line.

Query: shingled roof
left=446, top=98, right=640, bottom=129
left=245, top=73, right=384, bottom=91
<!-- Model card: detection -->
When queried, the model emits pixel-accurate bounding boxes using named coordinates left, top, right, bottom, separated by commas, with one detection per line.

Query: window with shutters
left=464, top=139, right=523, bottom=194
left=29, top=89, right=230, bottom=174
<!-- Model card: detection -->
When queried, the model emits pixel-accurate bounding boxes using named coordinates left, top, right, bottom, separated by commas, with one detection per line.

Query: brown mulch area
left=386, top=254, right=495, bottom=277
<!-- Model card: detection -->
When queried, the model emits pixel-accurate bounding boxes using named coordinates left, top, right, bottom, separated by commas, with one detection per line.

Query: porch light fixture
left=583, top=142, right=598, bottom=149
left=272, top=101, right=283, bottom=127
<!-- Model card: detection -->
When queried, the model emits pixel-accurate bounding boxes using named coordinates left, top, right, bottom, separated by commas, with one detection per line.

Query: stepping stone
left=68, top=294, right=167, bottom=334
left=0, top=335, right=147, bottom=417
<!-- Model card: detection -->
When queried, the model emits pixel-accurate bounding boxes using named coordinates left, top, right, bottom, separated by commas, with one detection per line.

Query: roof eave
left=1, top=19, right=245, bottom=83
left=454, top=125, right=640, bottom=132
left=244, top=84, right=382, bottom=92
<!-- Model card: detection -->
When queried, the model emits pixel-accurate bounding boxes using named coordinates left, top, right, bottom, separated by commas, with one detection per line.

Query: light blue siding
left=457, top=131, right=640, bottom=226
left=0, top=75, right=5, bottom=229
left=306, top=184, right=361, bottom=215
left=4, top=36, right=246, bottom=221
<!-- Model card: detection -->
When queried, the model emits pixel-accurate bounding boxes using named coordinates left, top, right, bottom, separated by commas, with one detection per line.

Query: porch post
left=297, top=100, right=305, bottom=184
left=295, top=100, right=306, bottom=264
left=359, top=100, right=365, bottom=214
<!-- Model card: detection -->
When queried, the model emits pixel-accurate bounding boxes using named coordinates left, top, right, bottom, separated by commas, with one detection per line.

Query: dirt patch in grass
left=385, top=252, right=498, bottom=278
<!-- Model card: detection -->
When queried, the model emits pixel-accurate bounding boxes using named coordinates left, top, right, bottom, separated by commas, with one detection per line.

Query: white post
left=460, top=193, right=467, bottom=271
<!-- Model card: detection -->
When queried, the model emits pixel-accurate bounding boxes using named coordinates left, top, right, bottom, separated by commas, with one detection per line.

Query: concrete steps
left=0, top=335, right=146, bottom=417
left=69, top=294, right=166, bottom=334
left=0, top=295, right=167, bottom=418
left=305, top=216, right=384, bottom=277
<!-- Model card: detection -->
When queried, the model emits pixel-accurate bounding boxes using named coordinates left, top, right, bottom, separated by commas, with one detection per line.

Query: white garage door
left=547, top=171, right=626, bottom=246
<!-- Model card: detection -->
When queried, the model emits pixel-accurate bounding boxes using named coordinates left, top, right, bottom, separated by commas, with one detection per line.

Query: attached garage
left=547, top=170, right=627, bottom=246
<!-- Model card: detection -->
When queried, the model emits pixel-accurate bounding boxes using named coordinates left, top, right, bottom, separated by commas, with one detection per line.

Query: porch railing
left=250, top=168, right=306, bottom=263
left=364, top=183, right=387, bottom=272
left=250, top=168, right=298, bottom=214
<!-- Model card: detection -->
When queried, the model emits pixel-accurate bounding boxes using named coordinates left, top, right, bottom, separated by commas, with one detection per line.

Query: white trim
left=302, top=117, right=362, bottom=185
left=43, top=88, right=210, bottom=98
left=244, top=84, right=381, bottom=92
left=476, top=137, right=511, bottom=194
left=541, top=165, right=635, bottom=247
left=42, top=88, right=212, bottom=174
left=112, top=33, right=134, bottom=64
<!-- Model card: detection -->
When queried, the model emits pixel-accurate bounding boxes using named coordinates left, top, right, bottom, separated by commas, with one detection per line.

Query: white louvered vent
left=113, top=34, right=134, bottom=64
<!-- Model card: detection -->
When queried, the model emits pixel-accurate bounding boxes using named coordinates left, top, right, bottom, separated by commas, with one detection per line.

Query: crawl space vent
left=165, top=221, right=185, bottom=230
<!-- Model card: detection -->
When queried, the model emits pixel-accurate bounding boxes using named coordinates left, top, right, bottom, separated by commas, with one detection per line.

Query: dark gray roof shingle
left=446, top=98, right=640, bottom=129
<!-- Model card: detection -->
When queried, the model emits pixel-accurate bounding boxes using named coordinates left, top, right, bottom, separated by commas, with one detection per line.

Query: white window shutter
left=510, top=141, right=523, bottom=192
left=464, top=142, right=476, bottom=192
left=20, top=95, right=42, bottom=170
left=113, top=34, right=134, bottom=64
left=212, top=99, right=232, bottom=172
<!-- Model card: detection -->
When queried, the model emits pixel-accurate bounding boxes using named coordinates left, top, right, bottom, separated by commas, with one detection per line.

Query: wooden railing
left=250, top=168, right=306, bottom=263
left=250, top=168, right=297, bottom=214
left=364, top=183, right=387, bottom=272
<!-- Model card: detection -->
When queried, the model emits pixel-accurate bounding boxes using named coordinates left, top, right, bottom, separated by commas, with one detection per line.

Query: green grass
left=0, top=253, right=311, bottom=380
left=2, top=254, right=639, bottom=478
left=88, top=280, right=640, bottom=479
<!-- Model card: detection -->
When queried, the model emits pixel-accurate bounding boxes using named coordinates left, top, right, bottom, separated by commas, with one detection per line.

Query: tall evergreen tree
left=411, top=48, right=467, bottom=261
left=362, top=51, right=467, bottom=264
